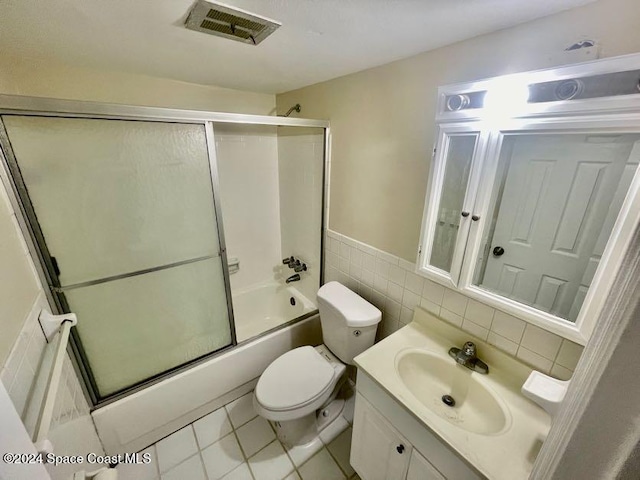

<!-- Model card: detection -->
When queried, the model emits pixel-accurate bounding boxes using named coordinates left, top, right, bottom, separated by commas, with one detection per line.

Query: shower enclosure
left=0, top=96, right=328, bottom=404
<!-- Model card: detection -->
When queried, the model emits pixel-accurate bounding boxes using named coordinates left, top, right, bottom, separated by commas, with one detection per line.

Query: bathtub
left=93, top=314, right=322, bottom=454
left=92, top=281, right=320, bottom=454
left=233, top=282, right=317, bottom=342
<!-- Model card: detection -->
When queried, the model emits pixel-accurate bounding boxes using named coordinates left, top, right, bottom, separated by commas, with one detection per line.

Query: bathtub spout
left=286, top=274, right=301, bottom=283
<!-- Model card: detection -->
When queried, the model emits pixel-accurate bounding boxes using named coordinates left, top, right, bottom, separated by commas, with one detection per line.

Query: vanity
left=350, top=307, right=550, bottom=480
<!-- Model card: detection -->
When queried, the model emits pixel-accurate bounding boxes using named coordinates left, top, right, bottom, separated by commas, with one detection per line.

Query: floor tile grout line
left=196, top=449, right=209, bottom=480
left=194, top=406, right=256, bottom=480
left=155, top=428, right=195, bottom=475
left=232, top=426, right=259, bottom=480
left=191, top=423, right=212, bottom=480
left=228, top=404, right=258, bottom=480
left=192, top=405, right=230, bottom=436
left=148, top=412, right=228, bottom=477
left=147, top=424, right=196, bottom=469
left=247, top=439, right=283, bottom=479
left=297, top=445, right=347, bottom=480
left=231, top=391, right=281, bottom=479
left=158, top=451, right=202, bottom=479
left=225, top=408, right=258, bottom=430
left=290, top=442, right=327, bottom=479
left=263, top=418, right=302, bottom=480
left=281, top=440, right=303, bottom=480
left=324, top=443, right=349, bottom=479
left=231, top=425, right=250, bottom=461
left=255, top=437, right=299, bottom=480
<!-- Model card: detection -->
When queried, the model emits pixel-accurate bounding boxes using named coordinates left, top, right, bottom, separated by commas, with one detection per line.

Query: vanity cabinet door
left=351, top=393, right=412, bottom=480
left=407, top=449, right=446, bottom=480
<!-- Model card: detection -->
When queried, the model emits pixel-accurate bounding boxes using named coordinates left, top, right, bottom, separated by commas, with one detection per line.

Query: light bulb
left=483, top=79, right=530, bottom=117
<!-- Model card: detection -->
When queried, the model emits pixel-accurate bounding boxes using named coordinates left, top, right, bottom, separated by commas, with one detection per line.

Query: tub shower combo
left=0, top=97, right=329, bottom=417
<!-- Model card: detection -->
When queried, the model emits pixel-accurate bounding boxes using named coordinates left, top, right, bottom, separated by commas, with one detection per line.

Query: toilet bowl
left=254, top=281, right=381, bottom=446
left=254, top=345, right=347, bottom=445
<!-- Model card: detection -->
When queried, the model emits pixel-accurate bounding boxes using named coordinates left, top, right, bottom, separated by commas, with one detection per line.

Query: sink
left=395, top=348, right=510, bottom=435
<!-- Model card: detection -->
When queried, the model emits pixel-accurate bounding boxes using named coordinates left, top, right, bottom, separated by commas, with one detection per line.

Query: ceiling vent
left=185, top=0, right=280, bottom=45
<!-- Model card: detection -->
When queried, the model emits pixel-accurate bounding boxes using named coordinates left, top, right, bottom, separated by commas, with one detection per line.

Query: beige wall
left=276, top=0, right=640, bottom=261
left=0, top=55, right=275, bottom=114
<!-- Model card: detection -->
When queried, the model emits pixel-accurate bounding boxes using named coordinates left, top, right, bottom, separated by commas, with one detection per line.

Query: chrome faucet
left=286, top=273, right=301, bottom=283
left=448, top=341, right=489, bottom=374
left=283, top=256, right=307, bottom=272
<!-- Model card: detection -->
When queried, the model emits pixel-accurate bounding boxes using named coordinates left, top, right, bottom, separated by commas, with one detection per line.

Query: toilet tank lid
left=317, top=281, right=381, bottom=327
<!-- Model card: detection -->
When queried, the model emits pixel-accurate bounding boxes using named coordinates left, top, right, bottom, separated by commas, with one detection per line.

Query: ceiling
left=0, top=0, right=596, bottom=94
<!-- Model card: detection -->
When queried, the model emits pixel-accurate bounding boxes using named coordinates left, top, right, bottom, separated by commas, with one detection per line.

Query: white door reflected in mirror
left=473, top=133, right=640, bottom=323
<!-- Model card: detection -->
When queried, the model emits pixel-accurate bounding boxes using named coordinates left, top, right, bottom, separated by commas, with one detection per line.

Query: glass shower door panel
left=65, top=258, right=230, bottom=396
left=3, top=115, right=233, bottom=398
left=3, top=116, right=220, bottom=285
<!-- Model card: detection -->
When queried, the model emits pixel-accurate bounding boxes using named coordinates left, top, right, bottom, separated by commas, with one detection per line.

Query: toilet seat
left=255, top=346, right=336, bottom=412
left=254, top=345, right=347, bottom=422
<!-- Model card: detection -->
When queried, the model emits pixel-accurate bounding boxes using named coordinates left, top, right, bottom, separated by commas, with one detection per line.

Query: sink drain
left=442, top=395, right=456, bottom=407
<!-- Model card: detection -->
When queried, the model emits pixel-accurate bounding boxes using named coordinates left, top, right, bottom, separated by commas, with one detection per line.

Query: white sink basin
left=395, top=348, right=510, bottom=435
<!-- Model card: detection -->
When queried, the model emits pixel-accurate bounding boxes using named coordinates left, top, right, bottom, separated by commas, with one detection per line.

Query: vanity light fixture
left=482, top=78, right=531, bottom=116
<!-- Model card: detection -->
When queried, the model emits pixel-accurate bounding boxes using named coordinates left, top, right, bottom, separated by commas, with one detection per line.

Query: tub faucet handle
left=294, top=263, right=307, bottom=273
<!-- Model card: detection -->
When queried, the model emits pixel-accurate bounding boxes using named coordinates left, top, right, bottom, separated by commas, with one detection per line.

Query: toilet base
left=317, top=398, right=345, bottom=432
left=272, top=412, right=317, bottom=447
left=272, top=398, right=346, bottom=447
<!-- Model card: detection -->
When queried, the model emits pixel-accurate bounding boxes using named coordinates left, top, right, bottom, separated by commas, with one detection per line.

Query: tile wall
left=215, top=124, right=283, bottom=291
left=324, top=230, right=583, bottom=380
left=277, top=130, right=325, bottom=304
left=0, top=293, right=91, bottom=428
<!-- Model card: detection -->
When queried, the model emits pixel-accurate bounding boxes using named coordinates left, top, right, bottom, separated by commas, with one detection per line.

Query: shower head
left=281, top=104, right=301, bottom=117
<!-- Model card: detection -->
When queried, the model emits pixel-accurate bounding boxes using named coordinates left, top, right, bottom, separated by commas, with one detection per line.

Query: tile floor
left=117, top=388, right=360, bottom=480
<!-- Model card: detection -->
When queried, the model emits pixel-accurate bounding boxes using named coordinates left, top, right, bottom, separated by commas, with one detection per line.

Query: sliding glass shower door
left=2, top=116, right=233, bottom=399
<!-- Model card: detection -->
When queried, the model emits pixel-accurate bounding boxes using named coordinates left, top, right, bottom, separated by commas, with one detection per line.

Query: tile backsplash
left=324, top=229, right=583, bottom=380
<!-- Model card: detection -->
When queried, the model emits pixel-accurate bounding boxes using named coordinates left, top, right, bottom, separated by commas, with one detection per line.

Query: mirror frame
left=418, top=53, right=640, bottom=344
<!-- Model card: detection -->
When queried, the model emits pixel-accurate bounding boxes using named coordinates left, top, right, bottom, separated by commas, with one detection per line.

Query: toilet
left=253, top=281, right=381, bottom=446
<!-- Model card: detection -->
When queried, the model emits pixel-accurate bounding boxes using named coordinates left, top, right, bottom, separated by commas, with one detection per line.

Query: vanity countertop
left=354, top=307, right=551, bottom=480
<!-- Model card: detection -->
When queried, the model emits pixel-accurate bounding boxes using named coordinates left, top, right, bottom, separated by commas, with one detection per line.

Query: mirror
left=473, top=133, right=640, bottom=322
left=429, top=134, right=477, bottom=273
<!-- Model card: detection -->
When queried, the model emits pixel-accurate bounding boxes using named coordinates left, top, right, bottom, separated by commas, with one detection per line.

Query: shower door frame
left=0, top=94, right=330, bottom=406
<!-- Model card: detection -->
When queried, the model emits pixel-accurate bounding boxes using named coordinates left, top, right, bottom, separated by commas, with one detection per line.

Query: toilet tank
left=317, top=281, right=382, bottom=365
